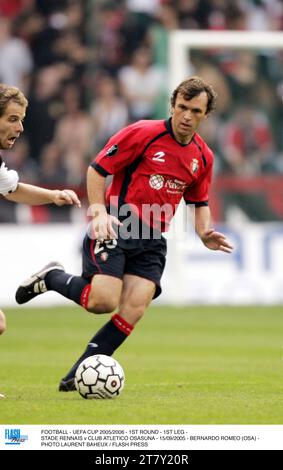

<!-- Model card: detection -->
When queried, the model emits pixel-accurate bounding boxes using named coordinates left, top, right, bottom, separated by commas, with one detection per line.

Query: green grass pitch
left=0, top=305, right=282, bottom=424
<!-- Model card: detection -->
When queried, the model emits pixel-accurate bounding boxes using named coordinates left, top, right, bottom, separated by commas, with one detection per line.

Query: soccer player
left=0, top=83, right=81, bottom=208
left=0, top=83, right=81, bottom=398
left=16, top=76, right=233, bottom=391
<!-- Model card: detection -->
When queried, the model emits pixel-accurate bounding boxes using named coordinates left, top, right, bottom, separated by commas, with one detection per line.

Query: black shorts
left=82, top=234, right=167, bottom=299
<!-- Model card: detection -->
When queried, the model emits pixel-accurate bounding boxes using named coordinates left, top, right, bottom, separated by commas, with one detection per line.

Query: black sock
left=45, top=270, right=89, bottom=306
left=62, top=314, right=133, bottom=381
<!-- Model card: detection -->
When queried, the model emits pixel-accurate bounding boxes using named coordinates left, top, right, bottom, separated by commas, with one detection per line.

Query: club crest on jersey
left=106, top=144, right=118, bottom=157
left=149, top=174, right=164, bottom=190
left=190, top=158, right=199, bottom=174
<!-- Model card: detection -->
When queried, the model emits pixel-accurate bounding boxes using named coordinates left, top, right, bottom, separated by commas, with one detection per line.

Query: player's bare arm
left=0, top=159, right=80, bottom=207
left=87, top=166, right=122, bottom=240
left=4, top=182, right=81, bottom=207
left=195, top=205, right=233, bottom=253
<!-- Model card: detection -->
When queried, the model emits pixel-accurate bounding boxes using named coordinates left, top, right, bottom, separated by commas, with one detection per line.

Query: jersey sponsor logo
left=190, top=158, right=199, bottom=173
left=149, top=175, right=187, bottom=193
left=149, top=174, right=164, bottom=190
left=164, top=178, right=187, bottom=191
left=106, top=144, right=118, bottom=157
left=152, top=151, right=165, bottom=162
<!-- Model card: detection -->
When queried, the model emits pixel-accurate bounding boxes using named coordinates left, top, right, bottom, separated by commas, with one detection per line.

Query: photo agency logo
left=87, top=197, right=196, bottom=242
left=5, top=428, right=28, bottom=446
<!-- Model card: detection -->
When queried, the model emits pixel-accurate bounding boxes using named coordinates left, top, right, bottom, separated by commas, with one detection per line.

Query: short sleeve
left=91, top=124, right=142, bottom=176
left=183, top=162, right=213, bottom=206
left=0, top=162, right=19, bottom=195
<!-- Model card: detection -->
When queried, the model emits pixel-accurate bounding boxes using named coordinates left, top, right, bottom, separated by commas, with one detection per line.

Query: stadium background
left=1, top=0, right=283, bottom=305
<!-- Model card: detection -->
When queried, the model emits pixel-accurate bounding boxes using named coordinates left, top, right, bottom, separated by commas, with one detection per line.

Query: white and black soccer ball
left=75, top=354, right=125, bottom=399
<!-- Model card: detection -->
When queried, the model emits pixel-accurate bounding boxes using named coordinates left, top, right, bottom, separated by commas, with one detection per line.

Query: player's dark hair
left=170, top=76, right=217, bottom=114
left=0, top=83, right=28, bottom=117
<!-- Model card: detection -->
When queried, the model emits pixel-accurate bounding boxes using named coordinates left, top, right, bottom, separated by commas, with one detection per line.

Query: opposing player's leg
left=59, top=274, right=155, bottom=391
left=0, top=309, right=6, bottom=335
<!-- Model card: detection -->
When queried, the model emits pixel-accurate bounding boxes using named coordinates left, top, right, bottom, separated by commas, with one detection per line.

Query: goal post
left=165, top=30, right=283, bottom=305
left=168, top=30, right=283, bottom=92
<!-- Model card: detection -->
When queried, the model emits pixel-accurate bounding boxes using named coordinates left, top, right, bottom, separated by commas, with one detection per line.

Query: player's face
left=0, top=101, right=25, bottom=150
left=171, top=92, right=208, bottom=144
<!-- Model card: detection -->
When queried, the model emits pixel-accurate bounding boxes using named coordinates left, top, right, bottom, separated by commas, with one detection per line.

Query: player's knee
left=87, top=297, right=118, bottom=314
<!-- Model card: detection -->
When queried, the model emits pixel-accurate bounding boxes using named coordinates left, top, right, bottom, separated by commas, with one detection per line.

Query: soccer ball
left=75, top=354, right=125, bottom=399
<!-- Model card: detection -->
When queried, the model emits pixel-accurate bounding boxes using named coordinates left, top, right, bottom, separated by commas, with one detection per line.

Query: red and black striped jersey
left=91, top=119, right=214, bottom=232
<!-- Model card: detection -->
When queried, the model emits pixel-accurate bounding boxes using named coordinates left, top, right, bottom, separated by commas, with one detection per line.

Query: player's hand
left=201, top=228, right=233, bottom=253
left=52, top=189, right=81, bottom=208
left=92, top=213, right=123, bottom=241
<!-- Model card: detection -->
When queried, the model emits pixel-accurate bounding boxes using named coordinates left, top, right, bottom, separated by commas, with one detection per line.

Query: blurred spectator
left=206, top=0, right=226, bottom=30
left=14, top=8, right=45, bottom=44
left=38, top=142, right=67, bottom=186
left=52, top=29, right=91, bottom=80
left=198, top=114, right=224, bottom=174
left=24, top=65, right=68, bottom=161
left=88, top=2, right=125, bottom=76
left=35, top=0, right=68, bottom=17
left=219, top=50, right=258, bottom=104
left=225, top=1, right=247, bottom=30
left=127, top=0, right=160, bottom=16
left=65, top=1, right=85, bottom=30
left=243, top=0, right=283, bottom=31
left=0, top=0, right=30, bottom=18
left=190, top=54, right=232, bottom=116
left=220, top=106, right=275, bottom=175
left=90, top=75, right=128, bottom=152
left=126, top=0, right=160, bottom=29
left=0, top=16, right=33, bottom=93
left=54, top=82, right=93, bottom=185
left=118, top=46, right=165, bottom=121
left=89, top=2, right=147, bottom=76
left=147, top=4, right=179, bottom=67
left=176, top=0, right=211, bottom=29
